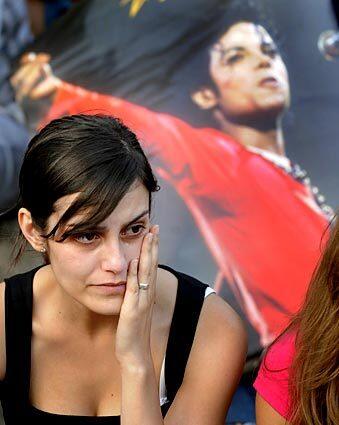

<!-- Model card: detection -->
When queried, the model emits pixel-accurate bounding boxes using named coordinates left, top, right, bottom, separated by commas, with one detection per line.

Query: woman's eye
left=74, top=232, right=99, bottom=244
left=123, top=224, right=146, bottom=237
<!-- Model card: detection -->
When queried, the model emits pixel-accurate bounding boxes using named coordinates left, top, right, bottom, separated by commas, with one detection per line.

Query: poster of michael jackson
left=14, top=0, right=339, bottom=356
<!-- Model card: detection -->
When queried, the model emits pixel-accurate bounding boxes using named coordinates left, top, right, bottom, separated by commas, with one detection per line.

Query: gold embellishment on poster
left=120, top=0, right=166, bottom=17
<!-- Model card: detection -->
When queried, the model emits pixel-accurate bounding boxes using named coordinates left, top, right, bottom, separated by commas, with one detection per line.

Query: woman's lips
left=90, top=282, right=126, bottom=295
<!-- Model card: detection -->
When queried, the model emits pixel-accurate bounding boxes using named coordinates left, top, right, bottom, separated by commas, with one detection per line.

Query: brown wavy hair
left=287, top=214, right=339, bottom=424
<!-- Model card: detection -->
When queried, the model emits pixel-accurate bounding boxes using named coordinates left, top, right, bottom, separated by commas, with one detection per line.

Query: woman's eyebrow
left=92, top=209, right=149, bottom=232
left=78, top=210, right=150, bottom=233
left=124, top=209, right=149, bottom=227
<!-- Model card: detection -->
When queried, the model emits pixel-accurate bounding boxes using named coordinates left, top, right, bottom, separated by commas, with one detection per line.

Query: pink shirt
left=254, top=332, right=296, bottom=419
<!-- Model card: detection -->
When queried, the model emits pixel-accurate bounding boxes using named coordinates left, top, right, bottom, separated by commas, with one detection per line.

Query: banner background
left=16, top=0, right=339, bottom=355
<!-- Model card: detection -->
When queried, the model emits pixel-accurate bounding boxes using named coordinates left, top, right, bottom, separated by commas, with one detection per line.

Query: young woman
left=0, top=114, right=247, bottom=424
left=254, top=215, right=338, bottom=425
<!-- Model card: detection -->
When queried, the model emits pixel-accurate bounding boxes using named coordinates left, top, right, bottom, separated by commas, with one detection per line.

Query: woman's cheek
left=123, top=238, right=144, bottom=263
left=49, top=241, right=97, bottom=276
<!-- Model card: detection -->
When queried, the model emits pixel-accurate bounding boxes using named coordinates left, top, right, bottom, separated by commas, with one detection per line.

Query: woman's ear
left=191, top=87, right=218, bottom=110
left=18, top=208, right=46, bottom=252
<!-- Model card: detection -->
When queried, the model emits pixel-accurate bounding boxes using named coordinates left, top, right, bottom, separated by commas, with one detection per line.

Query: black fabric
left=2, top=266, right=40, bottom=422
left=160, top=265, right=207, bottom=404
left=0, top=264, right=208, bottom=423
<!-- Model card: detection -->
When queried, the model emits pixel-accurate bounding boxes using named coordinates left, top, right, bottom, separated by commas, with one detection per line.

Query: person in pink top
left=254, top=213, right=338, bottom=425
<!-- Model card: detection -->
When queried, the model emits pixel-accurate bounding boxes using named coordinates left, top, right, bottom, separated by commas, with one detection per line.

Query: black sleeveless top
left=0, top=264, right=208, bottom=424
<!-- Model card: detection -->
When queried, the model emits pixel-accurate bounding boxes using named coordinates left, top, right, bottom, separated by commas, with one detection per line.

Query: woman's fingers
left=138, top=226, right=159, bottom=305
left=150, top=225, right=159, bottom=266
left=138, top=232, right=153, bottom=304
left=123, top=258, right=139, bottom=313
left=150, top=225, right=159, bottom=298
left=115, top=228, right=159, bottom=364
left=122, top=226, right=159, bottom=313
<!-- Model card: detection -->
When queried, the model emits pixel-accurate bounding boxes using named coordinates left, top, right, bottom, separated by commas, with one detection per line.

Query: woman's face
left=45, top=182, right=151, bottom=316
left=210, top=22, right=290, bottom=121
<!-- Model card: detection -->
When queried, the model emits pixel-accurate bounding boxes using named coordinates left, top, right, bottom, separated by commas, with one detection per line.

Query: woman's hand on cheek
left=115, top=225, right=159, bottom=370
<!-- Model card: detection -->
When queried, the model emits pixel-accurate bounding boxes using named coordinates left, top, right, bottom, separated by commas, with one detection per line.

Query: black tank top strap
left=2, top=266, right=42, bottom=417
left=158, top=265, right=208, bottom=405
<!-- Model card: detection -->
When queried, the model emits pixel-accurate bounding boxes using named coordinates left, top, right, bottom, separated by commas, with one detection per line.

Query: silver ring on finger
left=139, top=282, right=150, bottom=290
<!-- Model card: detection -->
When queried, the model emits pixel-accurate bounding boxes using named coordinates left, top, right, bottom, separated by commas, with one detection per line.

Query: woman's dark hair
left=13, top=114, right=159, bottom=264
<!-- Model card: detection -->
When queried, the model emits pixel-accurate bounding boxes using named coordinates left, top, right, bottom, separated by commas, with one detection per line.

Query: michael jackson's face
left=210, top=22, right=290, bottom=121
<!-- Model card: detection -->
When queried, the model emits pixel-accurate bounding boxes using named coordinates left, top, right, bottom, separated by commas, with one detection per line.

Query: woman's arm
left=116, top=226, right=164, bottom=425
left=253, top=333, right=295, bottom=425
left=120, top=361, right=163, bottom=425
left=116, top=220, right=246, bottom=425
left=119, top=292, right=247, bottom=425
left=256, top=394, right=290, bottom=425
left=164, top=294, right=247, bottom=425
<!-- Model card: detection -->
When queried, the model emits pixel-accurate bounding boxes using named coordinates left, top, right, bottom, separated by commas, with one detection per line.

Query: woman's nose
left=101, top=240, right=127, bottom=274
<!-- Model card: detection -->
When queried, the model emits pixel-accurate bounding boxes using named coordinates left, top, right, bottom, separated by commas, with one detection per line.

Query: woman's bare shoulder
left=0, top=281, right=6, bottom=381
left=163, top=293, right=247, bottom=422
left=185, top=293, right=247, bottom=390
left=199, top=293, right=248, bottom=348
